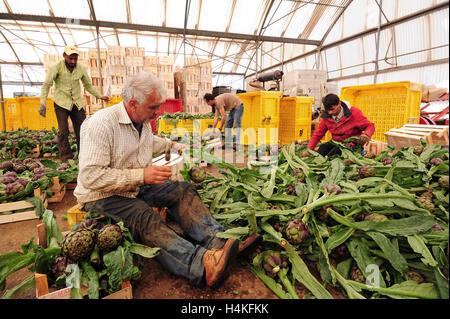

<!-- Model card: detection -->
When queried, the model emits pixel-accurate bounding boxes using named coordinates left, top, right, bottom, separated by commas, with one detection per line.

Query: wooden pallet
left=0, top=188, right=47, bottom=225
left=400, top=124, right=449, bottom=145
left=385, top=124, right=449, bottom=151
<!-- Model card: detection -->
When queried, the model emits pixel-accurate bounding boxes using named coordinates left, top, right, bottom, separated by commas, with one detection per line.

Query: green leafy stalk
left=277, top=268, right=299, bottom=299
left=1, top=274, right=35, bottom=299
left=348, top=280, right=440, bottom=299
left=248, top=265, right=291, bottom=299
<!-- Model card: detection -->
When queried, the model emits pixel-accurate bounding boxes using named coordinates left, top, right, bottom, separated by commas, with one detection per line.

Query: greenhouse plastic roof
left=0, top=0, right=448, bottom=91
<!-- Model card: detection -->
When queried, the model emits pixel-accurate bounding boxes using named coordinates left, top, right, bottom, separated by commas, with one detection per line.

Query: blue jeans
left=83, top=181, right=226, bottom=286
left=224, top=104, right=244, bottom=148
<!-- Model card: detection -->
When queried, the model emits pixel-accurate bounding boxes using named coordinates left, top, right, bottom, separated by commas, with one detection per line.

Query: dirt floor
left=0, top=159, right=345, bottom=299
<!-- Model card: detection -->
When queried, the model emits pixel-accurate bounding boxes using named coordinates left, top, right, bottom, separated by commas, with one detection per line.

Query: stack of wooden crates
left=179, top=57, right=212, bottom=114
left=43, top=48, right=203, bottom=115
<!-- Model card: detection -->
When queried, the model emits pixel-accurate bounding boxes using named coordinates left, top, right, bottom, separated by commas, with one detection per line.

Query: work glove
left=359, top=134, right=370, bottom=145
left=38, top=104, right=46, bottom=117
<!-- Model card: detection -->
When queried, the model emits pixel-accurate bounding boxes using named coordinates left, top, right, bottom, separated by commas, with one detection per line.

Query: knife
left=165, top=142, right=171, bottom=162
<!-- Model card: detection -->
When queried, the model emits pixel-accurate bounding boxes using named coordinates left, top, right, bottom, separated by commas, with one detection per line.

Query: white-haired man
left=74, top=72, right=261, bottom=287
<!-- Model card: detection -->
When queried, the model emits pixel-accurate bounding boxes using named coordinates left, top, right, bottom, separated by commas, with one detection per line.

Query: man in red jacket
left=307, top=94, right=375, bottom=156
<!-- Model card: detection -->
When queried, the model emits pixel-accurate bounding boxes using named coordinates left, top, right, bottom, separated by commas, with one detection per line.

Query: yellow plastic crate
left=67, top=204, right=86, bottom=230
left=17, top=97, right=59, bottom=130
left=279, top=96, right=314, bottom=145
left=237, top=91, right=282, bottom=146
left=1, top=98, right=23, bottom=131
left=340, top=81, right=422, bottom=143
left=105, top=96, right=123, bottom=107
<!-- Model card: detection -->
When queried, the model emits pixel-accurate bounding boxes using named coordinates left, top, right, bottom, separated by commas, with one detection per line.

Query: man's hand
left=144, top=166, right=172, bottom=184
left=100, top=96, right=110, bottom=102
left=38, top=104, right=46, bottom=117
left=171, top=141, right=188, bottom=155
left=359, top=134, right=371, bottom=145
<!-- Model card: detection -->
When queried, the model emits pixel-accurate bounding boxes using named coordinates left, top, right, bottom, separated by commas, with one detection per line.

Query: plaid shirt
left=40, top=60, right=102, bottom=110
left=74, top=102, right=172, bottom=204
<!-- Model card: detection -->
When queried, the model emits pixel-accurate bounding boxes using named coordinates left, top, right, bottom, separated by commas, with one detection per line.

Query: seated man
left=307, top=93, right=375, bottom=157
left=74, top=72, right=261, bottom=287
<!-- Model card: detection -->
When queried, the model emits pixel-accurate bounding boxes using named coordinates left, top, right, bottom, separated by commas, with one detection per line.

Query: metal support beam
left=373, top=0, right=382, bottom=83
left=1, top=81, right=43, bottom=86
left=0, top=61, right=43, bottom=65
left=0, top=12, right=321, bottom=46
left=246, top=1, right=449, bottom=78
left=0, top=64, right=6, bottom=131
left=327, top=58, right=449, bottom=82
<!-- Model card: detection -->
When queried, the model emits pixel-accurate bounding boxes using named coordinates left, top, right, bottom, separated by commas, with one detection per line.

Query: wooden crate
left=384, top=131, right=423, bottom=151
left=48, top=176, right=66, bottom=203
left=35, top=273, right=132, bottom=299
left=0, top=188, right=47, bottom=225
left=11, top=145, right=40, bottom=158
left=400, top=124, right=449, bottom=145
left=364, top=140, right=389, bottom=155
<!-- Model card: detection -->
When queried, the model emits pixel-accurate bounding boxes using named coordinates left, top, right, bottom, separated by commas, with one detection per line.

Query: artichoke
left=363, top=151, right=376, bottom=159
left=364, top=213, right=389, bottom=222
left=350, top=265, right=365, bottom=283
left=322, top=183, right=342, bottom=194
left=0, top=175, right=16, bottom=184
left=317, top=204, right=333, bottom=223
left=263, top=251, right=288, bottom=277
left=429, top=158, right=444, bottom=166
left=32, top=173, right=46, bottom=181
left=13, top=163, right=27, bottom=173
left=79, top=219, right=102, bottom=231
left=381, top=157, right=392, bottom=165
left=285, top=184, right=297, bottom=196
left=57, top=163, right=71, bottom=171
left=330, top=244, right=350, bottom=261
left=62, top=229, right=96, bottom=261
left=421, top=189, right=433, bottom=199
left=285, top=218, right=309, bottom=245
left=438, top=176, right=449, bottom=190
left=407, top=270, right=424, bottom=284
left=301, top=150, right=312, bottom=158
left=23, top=158, right=35, bottom=165
left=189, top=166, right=206, bottom=184
left=51, top=256, right=69, bottom=279
left=26, top=162, right=40, bottom=171
left=97, top=224, right=123, bottom=252
left=0, top=161, right=13, bottom=171
left=343, top=159, right=354, bottom=166
left=5, top=182, right=24, bottom=195
left=413, top=145, right=423, bottom=155
left=294, top=168, right=305, bottom=182
left=359, top=165, right=376, bottom=178
left=16, top=179, right=30, bottom=187
left=417, top=196, right=435, bottom=212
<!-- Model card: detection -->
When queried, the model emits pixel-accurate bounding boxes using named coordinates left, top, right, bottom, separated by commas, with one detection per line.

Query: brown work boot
left=203, top=238, right=239, bottom=287
left=238, top=233, right=263, bottom=257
